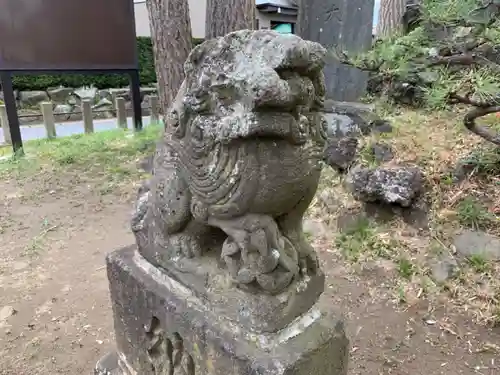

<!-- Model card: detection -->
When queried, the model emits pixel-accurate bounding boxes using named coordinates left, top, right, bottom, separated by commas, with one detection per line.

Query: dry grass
left=0, top=126, right=161, bottom=209
left=308, top=104, right=500, bottom=326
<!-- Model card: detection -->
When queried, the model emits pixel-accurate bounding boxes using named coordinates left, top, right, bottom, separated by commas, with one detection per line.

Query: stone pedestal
left=96, top=246, right=349, bottom=375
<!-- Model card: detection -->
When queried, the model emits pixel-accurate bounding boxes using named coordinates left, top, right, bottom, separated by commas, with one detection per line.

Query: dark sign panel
left=0, top=0, right=138, bottom=71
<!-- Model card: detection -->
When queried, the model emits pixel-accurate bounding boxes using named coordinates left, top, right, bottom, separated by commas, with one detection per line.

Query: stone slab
left=297, top=0, right=374, bottom=102
left=99, top=245, right=349, bottom=375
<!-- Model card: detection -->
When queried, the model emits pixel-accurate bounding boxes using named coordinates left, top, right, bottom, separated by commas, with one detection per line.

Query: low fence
left=0, top=96, right=160, bottom=145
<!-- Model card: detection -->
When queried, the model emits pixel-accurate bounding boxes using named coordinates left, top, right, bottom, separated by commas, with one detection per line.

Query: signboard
left=0, top=0, right=138, bottom=71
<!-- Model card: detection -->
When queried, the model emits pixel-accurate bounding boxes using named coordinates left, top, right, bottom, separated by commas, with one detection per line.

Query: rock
left=346, top=165, right=424, bottom=207
left=431, top=256, right=458, bottom=283
left=370, top=142, right=394, bottom=162
left=93, top=98, right=113, bottom=110
left=140, top=87, right=157, bottom=96
left=323, top=100, right=375, bottom=116
left=67, top=95, right=78, bottom=106
left=53, top=104, right=73, bottom=121
left=454, top=230, right=500, bottom=260
left=110, top=88, right=130, bottom=102
left=47, top=87, right=74, bottom=103
left=142, top=94, right=152, bottom=106
left=324, top=136, right=358, bottom=171
left=371, top=119, right=393, bottom=134
left=98, top=89, right=112, bottom=101
left=324, top=113, right=361, bottom=137
left=140, top=95, right=153, bottom=115
left=18, top=91, right=49, bottom=107
left=95, top=352, right=121, bottom=375
left=74, top=86, right=98, bottom=101
left=93, top=98, right=115, bottom=119
left=322, top=102, right=392, bottom=138
left=0, top=306, right=16, bottom=322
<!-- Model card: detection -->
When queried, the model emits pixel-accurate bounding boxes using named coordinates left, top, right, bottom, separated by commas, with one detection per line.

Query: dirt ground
left=1, top=168, right=500, bottom=375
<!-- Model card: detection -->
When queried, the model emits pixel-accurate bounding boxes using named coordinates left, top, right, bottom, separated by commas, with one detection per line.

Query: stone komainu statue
left=132, top=30, right=327, bottom=296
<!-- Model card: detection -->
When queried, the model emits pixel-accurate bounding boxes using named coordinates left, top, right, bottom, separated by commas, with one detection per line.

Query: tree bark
left=146, top=0, right=193, bottom=115
left=376, top=0, right=406, bottom=37
left=205, top=0, right=255, bottom=39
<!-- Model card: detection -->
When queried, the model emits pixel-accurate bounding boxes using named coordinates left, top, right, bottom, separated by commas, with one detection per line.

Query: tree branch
left=427, top=54, right=476, bottom=67
left=333, top=49, right=383, bottom=72
left=448, top=93, right=500, bottom=146
left=464, top=106, right=500, bottom=146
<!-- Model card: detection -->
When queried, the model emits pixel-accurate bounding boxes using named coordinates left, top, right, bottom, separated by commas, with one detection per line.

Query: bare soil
left=1, top=157, right=500, bottom=375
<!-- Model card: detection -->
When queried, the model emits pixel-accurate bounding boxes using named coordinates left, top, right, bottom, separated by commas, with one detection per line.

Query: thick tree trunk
left=376, top=0, right=406, bottom=37
left=146, top=0, right=193, bottom=115
left=205, top=0, right=255, bottom=39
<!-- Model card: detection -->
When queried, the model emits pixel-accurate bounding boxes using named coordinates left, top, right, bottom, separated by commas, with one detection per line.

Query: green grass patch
left=335, top=217, right=400, bottom=262
left=460, top=146, right=500, bottom=177
left=0, top=125, right=161, bottom=179
left=397, top=258, right=415, bottom=280
left=335, top=217, right=376, bottom=261
left=358, top=143, right=380, bottom=167
left=456, top=197, right=495, bottom=229
left=467, top=254, right=490, bottom=273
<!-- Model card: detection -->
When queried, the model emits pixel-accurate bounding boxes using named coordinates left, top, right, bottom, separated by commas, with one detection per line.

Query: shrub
left=337, top=0, right=500, bottom=147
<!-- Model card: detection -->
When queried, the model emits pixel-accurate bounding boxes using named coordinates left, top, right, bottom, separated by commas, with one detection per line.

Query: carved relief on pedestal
left=145, top=317, right=195, bottom=375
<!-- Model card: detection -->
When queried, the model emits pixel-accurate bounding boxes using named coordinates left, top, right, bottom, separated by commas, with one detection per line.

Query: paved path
left=0, top=116, right=154, bottom=144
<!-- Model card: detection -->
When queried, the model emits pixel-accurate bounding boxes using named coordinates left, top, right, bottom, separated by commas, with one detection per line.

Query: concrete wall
left=133, top=1, right=151, bottom=37
left=133, top=0, right=206, bottom=39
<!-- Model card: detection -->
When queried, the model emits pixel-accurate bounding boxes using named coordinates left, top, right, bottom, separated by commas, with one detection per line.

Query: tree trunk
left=146, top=0, right=193, bottom=115
left=205, top=0, right=255, bottom=39
left=376, top=0, right=406, bottom=37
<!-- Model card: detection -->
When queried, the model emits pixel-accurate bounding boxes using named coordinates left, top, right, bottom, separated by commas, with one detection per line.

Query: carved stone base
left=102, top=245, right=349, bottom=375
left=94, top=351, right=123, bottom=375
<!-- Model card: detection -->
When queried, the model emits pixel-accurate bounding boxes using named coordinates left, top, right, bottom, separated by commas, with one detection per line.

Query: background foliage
left=343, top=0, right=500, bottom=109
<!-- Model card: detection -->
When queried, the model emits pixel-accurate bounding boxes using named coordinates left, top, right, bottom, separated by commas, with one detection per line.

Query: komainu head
left=164, top=30, right=328, bottom=146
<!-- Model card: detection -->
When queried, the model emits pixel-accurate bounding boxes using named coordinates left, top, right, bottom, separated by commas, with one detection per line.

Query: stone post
left=115, top=97, right=127, bottom=129
left=149, top=95, right=159, bottom=124
left=96, top=31, right=349, bottom=375
left=40, top=102, right=56, bottom=139
left=82, top=99, right=94, bottom=134
left=0, top=104, right=12, bottom=145
left=297, top=0, right=375, bottom=102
